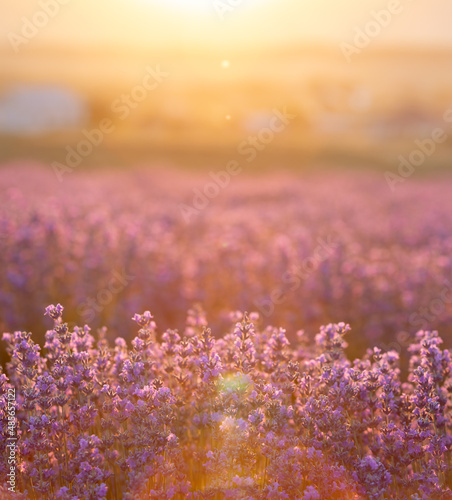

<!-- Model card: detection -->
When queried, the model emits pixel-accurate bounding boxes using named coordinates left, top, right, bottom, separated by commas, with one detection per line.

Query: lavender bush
left=1, top=304, right=452, bottom=498
left=1, top=166, right=452, bottom=358
left=1, top=166, right=452, bottom=498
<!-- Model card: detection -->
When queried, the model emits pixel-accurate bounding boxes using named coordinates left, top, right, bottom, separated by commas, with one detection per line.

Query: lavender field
left=3, top=0, right=452, bottom=496
left=1, top=167, right=452, bottom=354
left=1, top=166, right=452, bottom=498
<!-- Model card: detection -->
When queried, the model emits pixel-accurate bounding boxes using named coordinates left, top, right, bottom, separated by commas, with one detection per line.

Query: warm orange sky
left=1, top=0, right=452, bottom=52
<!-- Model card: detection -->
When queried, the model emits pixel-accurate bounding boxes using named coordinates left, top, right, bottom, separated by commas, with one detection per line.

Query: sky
left=1, top=0, right=452, bottom=52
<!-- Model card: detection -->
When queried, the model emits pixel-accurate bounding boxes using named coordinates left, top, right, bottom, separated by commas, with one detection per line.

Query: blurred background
left=2, top=0, right=452, bottom=365
left=1, top=0, right=452, bottom=172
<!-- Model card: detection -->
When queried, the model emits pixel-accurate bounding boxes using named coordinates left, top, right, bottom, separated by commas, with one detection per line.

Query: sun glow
left=141, top=0, right=269, bottom=18
left=129, top=0, right=277, bottom=53
left=140, top=0, right=216, bottom=15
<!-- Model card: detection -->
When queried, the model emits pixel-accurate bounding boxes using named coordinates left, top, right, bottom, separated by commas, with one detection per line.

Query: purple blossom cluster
left=1, top=167, right=452, bottom=358
left=1, top=304, right=452, bottom=498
